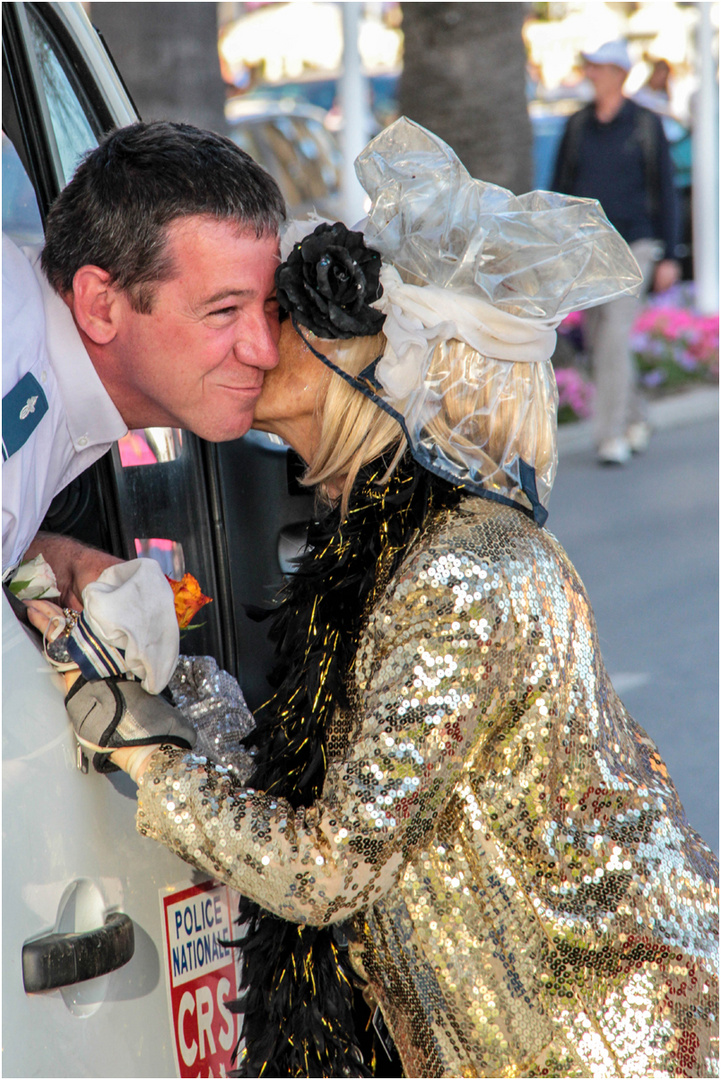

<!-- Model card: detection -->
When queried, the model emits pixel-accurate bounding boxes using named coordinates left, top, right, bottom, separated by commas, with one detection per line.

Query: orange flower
left=166, top=573, right=212, bottom=629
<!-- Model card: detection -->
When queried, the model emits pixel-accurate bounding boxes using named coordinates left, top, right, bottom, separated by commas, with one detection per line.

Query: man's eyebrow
left=201, top=288, right=256, bottom=306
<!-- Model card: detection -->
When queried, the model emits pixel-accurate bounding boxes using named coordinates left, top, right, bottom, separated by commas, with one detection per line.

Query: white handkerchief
left=79, top=559, right=179, bottom=693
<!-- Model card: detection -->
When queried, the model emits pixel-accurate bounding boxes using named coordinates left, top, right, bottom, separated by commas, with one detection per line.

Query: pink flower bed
left=557, top=284, right=719, bottom=413
left=631, top=305, right=719, bottom=382
left=555, top=366, right=595, bottom=423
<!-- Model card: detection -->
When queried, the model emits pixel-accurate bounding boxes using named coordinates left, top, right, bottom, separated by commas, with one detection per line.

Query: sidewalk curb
left=557, top=385, right=719, bottom=457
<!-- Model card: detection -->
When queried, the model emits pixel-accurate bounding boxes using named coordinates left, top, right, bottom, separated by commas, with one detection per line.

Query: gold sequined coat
left=138, top=497, right=719, bottom=1078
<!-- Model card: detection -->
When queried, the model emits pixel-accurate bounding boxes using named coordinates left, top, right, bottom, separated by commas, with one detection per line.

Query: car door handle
left=22, top=912, right=135, bottom=993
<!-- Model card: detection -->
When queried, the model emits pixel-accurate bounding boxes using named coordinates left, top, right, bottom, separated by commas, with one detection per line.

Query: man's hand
left=653, top=259, right=681, bottom=294
left=25, top=532, right=123, bottom=609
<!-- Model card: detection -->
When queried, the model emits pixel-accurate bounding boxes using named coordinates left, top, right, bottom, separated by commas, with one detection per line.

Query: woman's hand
left=104, top=745, right=159, bottom=783
left=64, top=678, right=195, bottom=779
left=24, top=599, right=190, bottom=780
left=25, top=597, right=66, bottom=630
left=25, top=599, right=82, bottom=691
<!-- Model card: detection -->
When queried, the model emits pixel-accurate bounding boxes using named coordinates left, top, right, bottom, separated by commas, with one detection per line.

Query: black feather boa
left=228, top=452, right=462, bottom=1077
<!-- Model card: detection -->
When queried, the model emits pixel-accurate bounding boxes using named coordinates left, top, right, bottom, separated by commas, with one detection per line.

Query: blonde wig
left=421, top=341, right=558, bottom=514
left=301, top=329, right=557, bottom=520
left=301, top=332, right=406, bottom=517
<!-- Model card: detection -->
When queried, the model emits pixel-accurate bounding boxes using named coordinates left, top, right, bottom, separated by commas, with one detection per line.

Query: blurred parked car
left=232, top=69, right=401, bottom=133
left=225, top=97, right=344, bottom=219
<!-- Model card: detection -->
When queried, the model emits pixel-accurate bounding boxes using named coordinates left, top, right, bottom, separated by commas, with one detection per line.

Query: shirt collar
left=592, top=96, right=633, bottom=128
left=27, top=246, right=127, bottom=450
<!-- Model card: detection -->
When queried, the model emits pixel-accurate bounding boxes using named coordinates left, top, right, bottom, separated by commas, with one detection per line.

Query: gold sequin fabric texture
left=137, top=497, right=719, bottom=1078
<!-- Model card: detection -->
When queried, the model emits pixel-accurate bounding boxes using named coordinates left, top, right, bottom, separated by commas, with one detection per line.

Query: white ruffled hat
left=279, top=117, right=643, bottom=523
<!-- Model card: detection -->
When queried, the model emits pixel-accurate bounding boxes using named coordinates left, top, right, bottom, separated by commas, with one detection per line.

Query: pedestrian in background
left=552, top=40, right=681, bottom=465
left=634, top=56, right=673, bottom=114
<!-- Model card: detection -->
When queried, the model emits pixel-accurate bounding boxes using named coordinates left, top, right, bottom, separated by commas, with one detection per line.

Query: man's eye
left=208, top=306, right=236, bottom=319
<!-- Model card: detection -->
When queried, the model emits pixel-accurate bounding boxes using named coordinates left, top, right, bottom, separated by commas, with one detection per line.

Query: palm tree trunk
left=399, top=2, right=532, bottom=194
left=89, top=2, right=226, bottom=133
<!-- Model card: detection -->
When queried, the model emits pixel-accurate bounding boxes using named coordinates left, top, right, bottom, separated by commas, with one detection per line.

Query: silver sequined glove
left=65, top=675, right=196, bottom=774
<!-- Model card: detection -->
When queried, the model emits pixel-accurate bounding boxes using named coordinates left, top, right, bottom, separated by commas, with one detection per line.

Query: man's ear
left=69, top=265, right=123, bottom=345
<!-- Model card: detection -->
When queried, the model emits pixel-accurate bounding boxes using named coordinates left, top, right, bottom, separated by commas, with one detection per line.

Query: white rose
left=9, top=554, right=61, bottom=601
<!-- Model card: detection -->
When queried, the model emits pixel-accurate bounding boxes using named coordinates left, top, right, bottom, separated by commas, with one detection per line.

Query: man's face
left=584, top=61, right=627, bottom=98
left=111, top=215, right=281, bottom=440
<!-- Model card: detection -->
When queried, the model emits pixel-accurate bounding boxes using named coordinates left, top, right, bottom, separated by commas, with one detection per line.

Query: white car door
left=2, top=593, right=243, bottom=1077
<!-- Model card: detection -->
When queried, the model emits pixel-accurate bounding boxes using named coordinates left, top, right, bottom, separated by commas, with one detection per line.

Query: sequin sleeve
left=136, top=507, right=526, bottom=926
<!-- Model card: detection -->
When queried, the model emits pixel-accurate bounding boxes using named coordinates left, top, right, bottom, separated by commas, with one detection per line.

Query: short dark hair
left=41, top=120, right=286, bottom=313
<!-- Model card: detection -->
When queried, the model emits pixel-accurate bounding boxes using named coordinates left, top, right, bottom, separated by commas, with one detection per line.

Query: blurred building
left=524, top=2, right=717, bottom=125
left=218, top=1, right=401, bottom=94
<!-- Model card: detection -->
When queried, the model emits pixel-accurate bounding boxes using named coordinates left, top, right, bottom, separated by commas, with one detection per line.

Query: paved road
left=548, top=415, right=719, bottom=853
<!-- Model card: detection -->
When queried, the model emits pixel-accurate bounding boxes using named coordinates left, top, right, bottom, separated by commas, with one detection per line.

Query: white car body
left=3, top=592, right=227, bottom=1077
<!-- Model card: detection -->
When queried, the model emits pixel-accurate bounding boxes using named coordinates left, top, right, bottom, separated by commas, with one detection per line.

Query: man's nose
left=239, top=314, right=280, bottom=370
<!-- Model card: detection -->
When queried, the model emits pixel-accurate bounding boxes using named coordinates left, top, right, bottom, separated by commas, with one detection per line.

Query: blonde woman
left=29, top=120, right=718, bottom=1079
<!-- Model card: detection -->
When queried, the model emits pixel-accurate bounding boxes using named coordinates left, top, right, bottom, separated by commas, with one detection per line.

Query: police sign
left=161, top=881, right=241, bottom=1078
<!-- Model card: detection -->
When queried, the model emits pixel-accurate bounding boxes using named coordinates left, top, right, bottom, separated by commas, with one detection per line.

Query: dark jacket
left=552, top=98, right=679, bottom=261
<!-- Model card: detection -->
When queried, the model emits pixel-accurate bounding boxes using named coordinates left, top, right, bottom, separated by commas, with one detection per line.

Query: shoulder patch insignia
left=19, top=395, right=39, bottom=420
left=2, top=373, right=49, bottom=462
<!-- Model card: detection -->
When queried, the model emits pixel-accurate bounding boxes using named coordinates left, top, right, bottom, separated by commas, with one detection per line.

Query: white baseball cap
left=581, top=40, right=632, bottom=72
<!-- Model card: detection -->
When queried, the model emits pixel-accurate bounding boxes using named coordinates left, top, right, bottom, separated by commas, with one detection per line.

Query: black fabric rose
left=275, top=222, right=386, bottom=339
